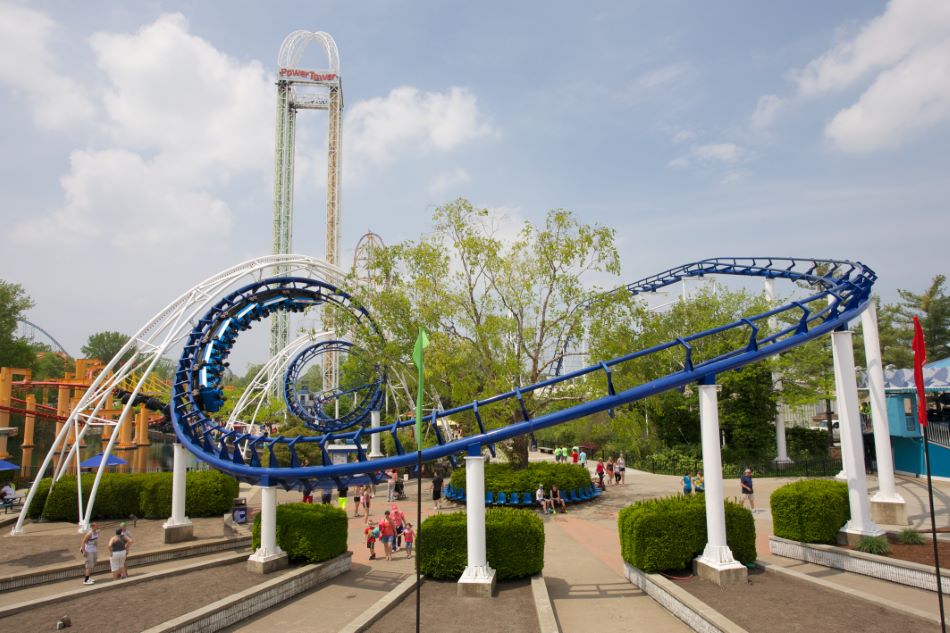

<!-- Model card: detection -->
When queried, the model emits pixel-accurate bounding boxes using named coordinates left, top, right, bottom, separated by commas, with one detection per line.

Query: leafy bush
left=618, top=494, right=756, bottom=573
left=252, top=502, right=348, bottom=563
left=418, top=508, right=544, bottom=580
left=898, top=528, right=924, bottom=545
left=39, top=470, right=238, bottom=522
left=185, top=470, right=239, bottom=517
left=450, top=463, right=590, bottom=498
left=785, top=426, right=830, bottom=459
left=26, top=477, right=52, bottom=519
left=139, top=473, right=173, bottom=519
left=857, top=535, right=890, bottom=556
left=770, top=480, right=849, bottom=544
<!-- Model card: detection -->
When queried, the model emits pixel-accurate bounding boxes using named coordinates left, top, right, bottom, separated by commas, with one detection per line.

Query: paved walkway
left=2, top=458, right=949, bottom=632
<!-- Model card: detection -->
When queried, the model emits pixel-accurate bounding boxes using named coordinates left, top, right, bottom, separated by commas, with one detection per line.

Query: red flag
left=913, top=315, right=928, bottom=427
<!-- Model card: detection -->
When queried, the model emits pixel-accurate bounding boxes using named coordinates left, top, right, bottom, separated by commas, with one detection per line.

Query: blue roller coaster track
left=171, top=257, right=875, bottom=490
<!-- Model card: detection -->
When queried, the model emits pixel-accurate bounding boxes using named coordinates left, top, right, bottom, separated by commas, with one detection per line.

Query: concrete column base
left=458, top=565, right=496, bottom=597
left=693, top=557, right=748, bottom=586
left=772, top=457, right=794, bottom=466
left=162, top=521, right=194, bottom=544
left=870, top=497, right=908, bottom=526
left=247, top=550, right=289, bottom=574
left=838, top=524, right=887, bottom=546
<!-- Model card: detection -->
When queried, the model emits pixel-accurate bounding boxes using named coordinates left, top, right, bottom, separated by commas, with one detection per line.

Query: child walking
left=403, top=523, right=415, bottom=559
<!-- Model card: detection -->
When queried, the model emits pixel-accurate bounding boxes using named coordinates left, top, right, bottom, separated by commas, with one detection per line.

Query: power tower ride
left=271, top=31, right=343, bottom=390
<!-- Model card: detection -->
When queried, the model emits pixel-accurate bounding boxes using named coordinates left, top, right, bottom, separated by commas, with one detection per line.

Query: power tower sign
left=271, top=31, right=343, bottom=390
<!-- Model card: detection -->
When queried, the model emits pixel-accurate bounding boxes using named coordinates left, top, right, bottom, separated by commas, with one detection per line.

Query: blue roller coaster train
left=171, top=257, right=875, bottom=491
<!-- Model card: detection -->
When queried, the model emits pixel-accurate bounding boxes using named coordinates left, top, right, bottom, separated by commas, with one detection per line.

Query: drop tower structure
left=272, top=31, right=343, bottom=389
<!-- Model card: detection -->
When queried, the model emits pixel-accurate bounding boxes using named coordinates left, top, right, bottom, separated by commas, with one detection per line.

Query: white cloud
left=13, top=13, right=272, bottom=251
left=792, top=0, right=950, bottom=96
left=636, top=63, right=689, bottom=89
left=668, top=143, right=744, bottom=170
left=0, top=3, right=95, bottom=129
left=428, top=168, right=471, bottom=196
left=671, top=129, right=696, bottom=144
left=751, top=94, right=785, bottom=129
left=346, top=86, right=497, bottom=164
left=14, top=149, right=231, bottom=248
left=753, top=0, right=950, bottom=150
left=89, top=13, right=273, bottom=179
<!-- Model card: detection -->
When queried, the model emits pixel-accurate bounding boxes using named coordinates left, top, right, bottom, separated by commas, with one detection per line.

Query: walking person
left=605, top=458, right=614, bottom=486
left=579, top=448, right=587, bottom=469
left=378, top=510, right=396, bottom=561
left=595, top=460, right=606, bottom=489
left=403, top=523, right=415, bottom=559
left=362, top=485, right=373, bottom=523
left=79, top=522, right=100, bottom=585
left=682, top=472, right=693, bottom=495
left=353, top=485, right=364, bottom=518
left=390, top=504, right=405, bottom=551
left=694, top=470, right=705, bottom=493
left=571, top=447, right=579, bottom=464
left=387, top=469, right=399, bottom=502
left=338, top=484, right=349, bottom=512
left=616, top=454, right=626, bottom=484
left=431, top=471, right=444, bottom=510
left=119, top=521, right=132, bottom=578
left=108, top=528, right=131, bottom=581
left=365, top=520, right=378, bottom=560
left=740, top=468, right=755, bottom=511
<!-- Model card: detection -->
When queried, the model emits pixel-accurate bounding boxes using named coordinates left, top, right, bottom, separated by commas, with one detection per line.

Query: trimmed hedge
left=39, top=470, right=239, bottom=522
left=770, top=479, right=849, bottom=544
left=25, top=477, right=52, bottom=519
left=618, top=494, right=756, bottom=573
left=252, top=502, right=348, bottom=563
left=450, top=463, right=590, bottom=498
left=418, top=508, right=545, bottom=580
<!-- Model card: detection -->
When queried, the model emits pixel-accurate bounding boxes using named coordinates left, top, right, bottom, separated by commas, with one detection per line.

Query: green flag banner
left=412, top=327, right=430, bottom=448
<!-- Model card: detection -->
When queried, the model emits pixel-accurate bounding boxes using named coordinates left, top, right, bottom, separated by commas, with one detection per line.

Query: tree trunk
left=506, top=435, right=530, bottom=469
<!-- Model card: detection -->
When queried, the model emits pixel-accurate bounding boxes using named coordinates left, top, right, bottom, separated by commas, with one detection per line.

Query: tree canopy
left=81, top=331, right=132, bottom=365
left=0, top=280, right=36, bottom=369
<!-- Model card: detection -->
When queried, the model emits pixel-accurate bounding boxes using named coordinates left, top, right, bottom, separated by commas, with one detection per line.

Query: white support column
left=458, top=452, right=495, bottom=597
left=694, top=382, right=747, bottom=586
left=369, top=409, right=382, bottom=458
left=765, top=278, right=792, bottom=464
left=832, top=331, right=885, bottom=540
left=248, top=485, right=288, bottom=573
left=162, top=443, right=193, bottom=543
left=861, top=302, right=907, bottom=524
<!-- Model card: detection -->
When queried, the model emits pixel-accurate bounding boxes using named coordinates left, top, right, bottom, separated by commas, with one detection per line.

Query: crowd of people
left=593, top=455, right=626, bottom=488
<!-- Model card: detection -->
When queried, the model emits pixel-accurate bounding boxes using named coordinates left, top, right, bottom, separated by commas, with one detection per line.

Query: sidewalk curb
left=141, top=551, right=353, bottom=633
left=769, top=535, right=950, bottom=595
left=531, top=574, right=560, bottom=633
left=0, top=535, right=251, bottom=592
left=0, top=551, right=249, bottom=618
left=338, top=573, right=416, bottom=633
left=623, top=562, right=748, bottom=633
left=757, top=559, right=939, bottom=624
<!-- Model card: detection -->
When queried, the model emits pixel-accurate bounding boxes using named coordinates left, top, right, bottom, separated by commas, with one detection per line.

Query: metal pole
left=923, top=425, right=947, bottom=632
left=416, top=449, right=422, bottom=633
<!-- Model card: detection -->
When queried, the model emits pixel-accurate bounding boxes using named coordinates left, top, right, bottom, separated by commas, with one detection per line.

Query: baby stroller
left=394, top=479, right=408, bottom=500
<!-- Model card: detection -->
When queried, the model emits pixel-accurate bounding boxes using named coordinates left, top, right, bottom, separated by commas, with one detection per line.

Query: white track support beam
left=862, top=302, right=907, bottom=524
left=459, top=453, right=495, bottom=597
left=694, top=382, right=747, bottom=586
left=369, top=409, right=382, bottom=458
left=248, top=486, right=288, bottom=574
left=832, top=331, right=884, bottom=540
left=163, top=443, right=194, bottom=543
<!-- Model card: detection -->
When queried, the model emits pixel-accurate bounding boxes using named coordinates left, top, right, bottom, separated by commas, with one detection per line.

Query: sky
left=1, top=0, right=948, bottom=373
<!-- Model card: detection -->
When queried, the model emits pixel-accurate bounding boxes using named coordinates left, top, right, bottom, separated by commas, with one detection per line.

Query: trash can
left=232, top=497, right=247, bottom=524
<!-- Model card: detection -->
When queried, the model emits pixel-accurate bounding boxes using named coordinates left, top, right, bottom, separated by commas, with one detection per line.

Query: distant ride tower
left=271, top=31, right=343, bottom=384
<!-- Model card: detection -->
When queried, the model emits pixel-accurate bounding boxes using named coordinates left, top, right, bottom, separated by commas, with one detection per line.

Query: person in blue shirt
left=740, top=468, right=755, bottom=511
left=682, top=472, right=692, bottom=495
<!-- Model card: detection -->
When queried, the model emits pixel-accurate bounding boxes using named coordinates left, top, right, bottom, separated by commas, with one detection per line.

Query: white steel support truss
left=13, top=255, right=345, bottom=535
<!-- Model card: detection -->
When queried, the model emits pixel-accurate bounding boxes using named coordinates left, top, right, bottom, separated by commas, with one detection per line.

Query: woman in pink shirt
left=390, top=504, right=405, bottom=551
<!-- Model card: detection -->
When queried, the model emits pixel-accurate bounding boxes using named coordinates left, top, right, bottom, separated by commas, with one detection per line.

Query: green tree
left=348, top=199, right=625, bottom=468
left=852, top=297, right=913, bottom=369
left=81, top=331, right=132, bottom=365
left=31, top=344, right=68, bottom=380
left=0, top=280, right=37, bottom=368
left=896, top=275, right=950, bottom=361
